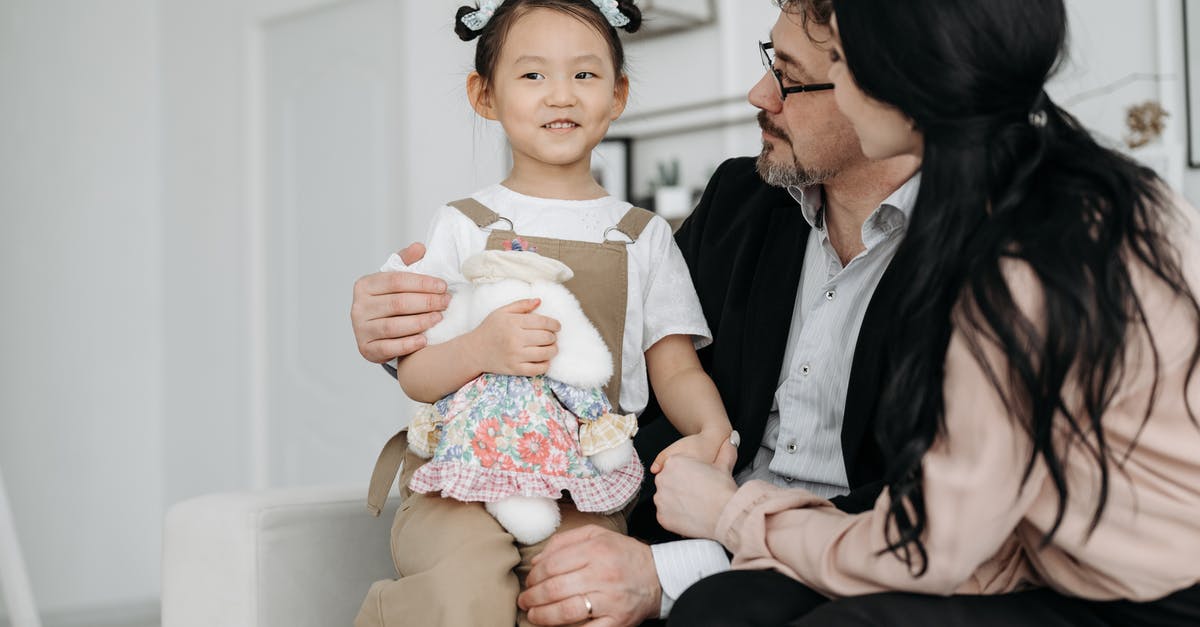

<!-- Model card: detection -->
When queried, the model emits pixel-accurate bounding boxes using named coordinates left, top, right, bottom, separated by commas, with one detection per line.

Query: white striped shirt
left=653, top=174, right=921, bottom=616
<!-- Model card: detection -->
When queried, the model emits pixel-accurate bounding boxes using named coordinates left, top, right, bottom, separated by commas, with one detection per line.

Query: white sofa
left=162, top=486, right=401, bottom=627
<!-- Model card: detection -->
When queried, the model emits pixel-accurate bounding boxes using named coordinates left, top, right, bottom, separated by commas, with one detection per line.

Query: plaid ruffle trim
left=409, top=450, right=643, bottom=514
left=579, top=411, right=638, bottom=457
left=407, top=404, right=444, bottom=458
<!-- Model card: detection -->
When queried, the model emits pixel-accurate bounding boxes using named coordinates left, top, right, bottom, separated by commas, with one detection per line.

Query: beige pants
left=354, top=448, right=628, bottom=627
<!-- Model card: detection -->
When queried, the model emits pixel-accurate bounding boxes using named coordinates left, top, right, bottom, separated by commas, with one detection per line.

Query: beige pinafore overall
left=355, top=199, right=654, bottom=627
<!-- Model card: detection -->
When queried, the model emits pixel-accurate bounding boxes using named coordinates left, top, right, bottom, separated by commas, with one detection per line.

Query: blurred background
left=1, top=0, right=1196, bottom=624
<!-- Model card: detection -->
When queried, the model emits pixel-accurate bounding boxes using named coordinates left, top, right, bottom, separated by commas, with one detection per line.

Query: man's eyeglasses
left=759, top=41, right=834, bottom=100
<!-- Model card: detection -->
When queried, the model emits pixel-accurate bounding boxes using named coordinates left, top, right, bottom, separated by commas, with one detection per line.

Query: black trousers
left=668, top=569, right=1200, bottom=626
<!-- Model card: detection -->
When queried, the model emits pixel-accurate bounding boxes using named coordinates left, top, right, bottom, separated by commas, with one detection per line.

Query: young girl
left=355, top=1, right=732, bottom=626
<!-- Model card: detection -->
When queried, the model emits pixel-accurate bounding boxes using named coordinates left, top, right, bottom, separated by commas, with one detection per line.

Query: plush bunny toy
left=405, top=248, right=643, bottom=545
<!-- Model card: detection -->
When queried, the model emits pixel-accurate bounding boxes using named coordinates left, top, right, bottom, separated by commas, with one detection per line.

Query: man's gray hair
left=773, top=0, right=833, bottom=26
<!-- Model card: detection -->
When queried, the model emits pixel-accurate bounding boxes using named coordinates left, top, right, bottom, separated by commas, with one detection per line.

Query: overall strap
left=366, top=429, right=408, bottom=516
left=611, top=207, right=655, bottom=242
left=448, top=198, right=505, bottom=229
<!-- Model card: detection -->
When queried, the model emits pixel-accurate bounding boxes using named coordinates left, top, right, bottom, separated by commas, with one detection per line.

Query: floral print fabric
left=408, top=374, right=642, bottom=513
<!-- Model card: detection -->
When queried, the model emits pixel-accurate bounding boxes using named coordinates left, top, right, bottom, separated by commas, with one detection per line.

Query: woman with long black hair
left=657, top=0, right=1200, bottom=624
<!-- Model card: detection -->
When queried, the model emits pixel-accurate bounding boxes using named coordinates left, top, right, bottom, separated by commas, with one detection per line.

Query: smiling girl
left=354, top=2, right=733, bottom=626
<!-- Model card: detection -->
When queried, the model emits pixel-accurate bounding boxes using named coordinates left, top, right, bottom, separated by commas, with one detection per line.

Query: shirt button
left=825, top=289, right=837, bottom=301
left=785, top=441, right=798, bottom=454
left=800, top=364, right=811, bottom=376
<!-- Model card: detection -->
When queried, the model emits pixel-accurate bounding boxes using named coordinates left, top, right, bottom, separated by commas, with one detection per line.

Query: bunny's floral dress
left=407, top=373, right=642, bottom=514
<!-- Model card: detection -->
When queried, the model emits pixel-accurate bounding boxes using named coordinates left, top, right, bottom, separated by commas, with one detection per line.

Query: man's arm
left=350, top=243, right=451, bottom=365
left=650, top=540, right=732, bottom=617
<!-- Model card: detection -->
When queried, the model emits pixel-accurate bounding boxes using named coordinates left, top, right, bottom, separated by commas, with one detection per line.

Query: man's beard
left=754, top=111, right=835, bottom=188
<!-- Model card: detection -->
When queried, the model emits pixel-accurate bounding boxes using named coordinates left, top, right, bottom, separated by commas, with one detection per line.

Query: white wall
left=156, top=0, right=505, bottom=507
left=615, top=0, right=778, bottom=199
left=1052, top=0, right=1191, bottom=198
left=1, top=0, right=504, bottom=621
left=0, top=0, right=164, bottom=620
left=157, top=0, right=254, bottom=518
left=400, top=2, right=509, bottom=237
left=616, top=0, right=1200, bottom=206
left=1054, top=0, right=1162, bottom=145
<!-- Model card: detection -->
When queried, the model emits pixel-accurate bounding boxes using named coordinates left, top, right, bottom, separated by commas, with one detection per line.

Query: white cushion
left=162, top=486, right=400, bottom=627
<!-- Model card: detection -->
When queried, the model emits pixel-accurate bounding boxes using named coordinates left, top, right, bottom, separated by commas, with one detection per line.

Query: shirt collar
left=878, top=172, right=921, bottom=222
left=786, top=172, right=922, bottom=237
left=787, top=185, right=825, bottom=229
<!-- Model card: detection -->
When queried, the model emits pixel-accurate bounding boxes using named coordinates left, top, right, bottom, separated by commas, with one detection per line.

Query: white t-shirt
left=382, top=184, right=712, bottom=415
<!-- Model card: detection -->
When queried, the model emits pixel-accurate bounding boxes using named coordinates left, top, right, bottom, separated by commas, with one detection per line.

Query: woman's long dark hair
left=831, top=0, right=1200, bottom=575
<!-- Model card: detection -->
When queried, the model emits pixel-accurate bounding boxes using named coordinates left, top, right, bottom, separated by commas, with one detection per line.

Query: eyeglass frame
left=759, top=40, right=834, bottom=100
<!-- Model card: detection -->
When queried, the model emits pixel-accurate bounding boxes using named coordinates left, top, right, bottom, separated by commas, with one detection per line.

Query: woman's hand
left=464, top=299, right=562, bottom=377
left=649, top=426, right=731, bottom=473
left=653, top=438, right=739, bottom=541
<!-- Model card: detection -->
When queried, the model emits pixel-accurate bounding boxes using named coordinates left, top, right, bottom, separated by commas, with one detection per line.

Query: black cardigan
left=634, top=156, right=900, bottom=518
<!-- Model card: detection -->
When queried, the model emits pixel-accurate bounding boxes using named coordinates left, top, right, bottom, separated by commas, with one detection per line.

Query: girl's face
left=470, top=8, right=628, bottom=176
left=827, top=15, right=923, bottom=161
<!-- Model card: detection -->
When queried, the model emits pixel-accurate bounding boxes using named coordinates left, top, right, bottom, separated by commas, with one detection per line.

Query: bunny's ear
left=461, top=250, right=573, bottom=284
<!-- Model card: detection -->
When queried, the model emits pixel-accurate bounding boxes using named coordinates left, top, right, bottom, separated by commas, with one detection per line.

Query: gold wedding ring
left=582, top=594, right=593, bottom=618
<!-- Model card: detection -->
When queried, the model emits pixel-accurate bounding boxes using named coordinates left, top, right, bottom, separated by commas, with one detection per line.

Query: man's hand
left=350, top=243, right=451, bottom=363
left=465, top=299, right=561, bottom=377
left=653, top=440, right=738, bottom=541
left=518, top=525, right=661, bottom=627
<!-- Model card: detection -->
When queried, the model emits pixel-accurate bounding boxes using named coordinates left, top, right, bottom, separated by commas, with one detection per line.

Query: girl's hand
left=654, top=440, right=739, bottom=541
left=465, top=299, right=562, bottom=377
left=649, top=426, right=732, bottom=474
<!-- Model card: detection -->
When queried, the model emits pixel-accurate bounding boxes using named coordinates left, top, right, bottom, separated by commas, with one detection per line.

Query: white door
left=161, top=0, right=412, bottom=494
left=259, top=0, right=408, bottom=486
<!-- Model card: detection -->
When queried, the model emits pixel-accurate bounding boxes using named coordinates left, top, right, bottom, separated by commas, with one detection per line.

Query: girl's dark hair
left=832, top=0, right=1200, bottom=575
left=454, top=0, right=641, bottom=85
